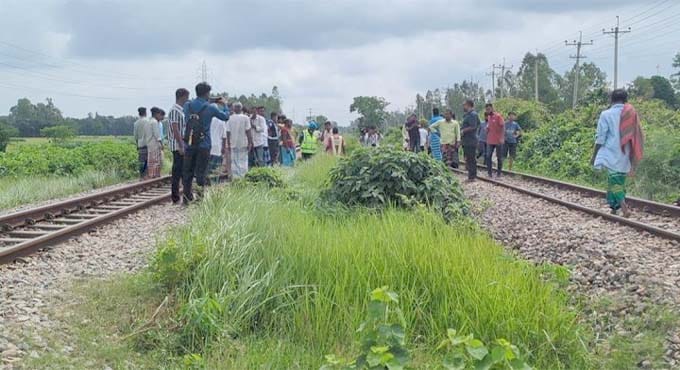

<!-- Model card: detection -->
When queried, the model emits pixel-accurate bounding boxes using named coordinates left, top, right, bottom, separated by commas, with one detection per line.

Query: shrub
left=493, top=97, right=552, bottom=131
left=243, top=167, right=285, bottom=188
left=41, top=125, right=76, bottom=143
left=321, top=148, right=468, bottom=220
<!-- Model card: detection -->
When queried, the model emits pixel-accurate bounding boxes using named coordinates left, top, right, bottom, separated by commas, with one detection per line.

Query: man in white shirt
left=227, top=103, right=254, bottom=178
left=132, top=107, right=149, bottom=179
left=250, top=107, right=267, bottom=167
left=208, top=114, right=227, bottom=183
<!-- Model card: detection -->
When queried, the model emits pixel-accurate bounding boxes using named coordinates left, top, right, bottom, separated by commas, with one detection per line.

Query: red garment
left=486, top=112, right=505, bottom=145
left=280, top=126, right=295, bottom=149
left=620, top=103, right=644, bottom=171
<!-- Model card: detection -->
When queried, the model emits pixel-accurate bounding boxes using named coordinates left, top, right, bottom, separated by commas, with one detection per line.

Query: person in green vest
left=299, top=121, right=320, bottom=160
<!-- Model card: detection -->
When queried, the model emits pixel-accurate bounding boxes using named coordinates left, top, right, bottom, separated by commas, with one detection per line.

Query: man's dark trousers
left=463, top=145, right=477, bottom=180
left=486, top=144, right=503, bottom=176
left=182, top=146, right=210, bottom=202
left=171, top=151, right=184, bottom=203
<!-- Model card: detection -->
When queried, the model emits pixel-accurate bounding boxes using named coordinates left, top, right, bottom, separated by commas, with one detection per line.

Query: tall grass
left=152, top=161, right=590, bottom=368
left=0, top=170, right=129, bottom=211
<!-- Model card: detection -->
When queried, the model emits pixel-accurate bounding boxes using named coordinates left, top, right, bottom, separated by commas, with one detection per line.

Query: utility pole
left=498, top=58, right=513, bottom=99
left=565, top=31, right=593, bottom=108
left=486, top=64, right=502, bottom=101
left=201, top=60, right=208, bottom=83
left=603, top=16, right=631, bottom=89
left=534, top=51, right=539, bottom=102
left=307, top=108, right=313, bottom=122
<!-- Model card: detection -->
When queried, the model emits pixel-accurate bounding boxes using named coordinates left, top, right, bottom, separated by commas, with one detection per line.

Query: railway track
left=0, top=176, right=173, bottom=264
left=454, top=166, right=680, bottom=242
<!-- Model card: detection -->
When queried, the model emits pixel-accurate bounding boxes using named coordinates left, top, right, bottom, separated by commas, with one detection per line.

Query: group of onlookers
left=133, top=82, right=346, bottom=205
left=394, top=101, right=522, bottom=181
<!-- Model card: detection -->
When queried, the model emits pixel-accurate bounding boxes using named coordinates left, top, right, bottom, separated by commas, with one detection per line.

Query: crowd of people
left=358, top=100, right=523, bottom=182
left=133, top=82, right=346, bottom=205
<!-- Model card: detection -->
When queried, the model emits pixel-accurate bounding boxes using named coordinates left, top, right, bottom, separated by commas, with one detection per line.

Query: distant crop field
left=7, top=136, right=132, bottom=152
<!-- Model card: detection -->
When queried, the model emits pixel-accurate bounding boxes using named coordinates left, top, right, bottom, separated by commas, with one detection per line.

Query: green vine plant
left=437, top=329, right=532, bottom=370
left=321, top=286, right=410, bottom=370
left=321, top=287, right=533, bottom=370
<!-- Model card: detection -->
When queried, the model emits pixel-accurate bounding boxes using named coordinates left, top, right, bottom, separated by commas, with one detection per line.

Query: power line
left=565, top=31, right=593, bottom=108
left=602, top=16, right=632, bottom=89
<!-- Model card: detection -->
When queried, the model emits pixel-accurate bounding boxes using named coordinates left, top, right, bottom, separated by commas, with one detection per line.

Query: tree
left=0, top=119, right=17, bottom=152
left=8, top=98, right=64, bottom=136
left=515, top=53, right=562, bottom=107
left=558, top=62, right=607, bottom=110
left=349, top=96, right=390, bottom=131
left=672, top=52, right=680, bottom=91
left=41, top=125, right=76, bottom=143
left=629, top=76, right=677, bottom=108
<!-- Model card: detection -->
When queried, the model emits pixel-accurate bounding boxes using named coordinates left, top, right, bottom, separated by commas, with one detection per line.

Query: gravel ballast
left=0, top=202, right=185, bottom=368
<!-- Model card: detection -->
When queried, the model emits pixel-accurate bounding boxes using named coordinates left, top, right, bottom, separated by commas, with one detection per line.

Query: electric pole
left=603, top=16, right=631, bottom=89
left=487, top=64, right=502, bottom=101
left=565, top=31, right=593, bottom=108
left=307, top=108, right=313, bottom=122
left=498, top=58, right=513, bottom=99
left=534, top=51, right=540, bottom=102
left=201, top=60, right=208, bottom=83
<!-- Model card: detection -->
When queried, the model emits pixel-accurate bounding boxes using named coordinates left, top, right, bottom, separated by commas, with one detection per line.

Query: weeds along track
left=454, top=167, right=680, bottom=242
left=0, top=177, right=172, bottom=264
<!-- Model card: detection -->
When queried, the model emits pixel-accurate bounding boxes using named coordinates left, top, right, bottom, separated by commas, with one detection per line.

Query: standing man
left=299, top=121, right=319, bottom=159
left=132, top=107, right=149, bottom=180
left=321, top=121, right=333, bottom=145
left=168, top=88, right=189, bottom=204
left=419, top=119, right=429, bottom=153
left=267, top=111, right=280, bottom=165
left=226, top=102, right=253, bottom=178
left=208, top=107, right=227, bottom=184
left=405, top=114, right=420, bottom=152
left=592, top=89, right=643, bottom=218
left=250, top=107, right=267, bottom=167
left=429, top=109, right=460, bottom=168
left=477, top=112, right=488, bottom=160
left=503, top=112, right=522, bottom=171
left=484, top=103, right=505, bottom=178
left=182, top=82, right=229, bottom=205
left=256, top=107, right=271, bottom=166
left=146, top=107, right=165, bottom=179
left=461, top=99, right=480, bottom=181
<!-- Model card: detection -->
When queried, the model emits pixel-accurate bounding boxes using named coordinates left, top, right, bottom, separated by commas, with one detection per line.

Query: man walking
left=168, top=88, right=189, bottom=204
left=484, top=103, right=505, bottom=178
left=226, top=102, right=253, bottom=178
left=592, top=89, right=643, bottom=218
left=182, top=82, right=229, bottom=205
left=267, top=112, right=280, bottom=165
left=503, top=112, right=522, bottom=171
left=132, top=107, right=149, bottom=180
left=429, top=109, right=460, bottom=168
left=461, top=99, right=480, bottom=181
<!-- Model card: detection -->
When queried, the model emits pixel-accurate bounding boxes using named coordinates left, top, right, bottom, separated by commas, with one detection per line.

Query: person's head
left=308, top=121, right=318, bottom=131
left=368, top=126, right=376, bottom=134
left=137, top=107, right=146, bottom=117
left=485, top=103, right=494, bottom=115
left=195, top=82, right=211, bottom=98
left=256, top=106, right=265, bottom=116
left=270, top=112, right=278, bottom=121
left=419, top=118, right=428, bottom=128
left=444, top=109, right=454, bottom=121
left=150, top=107, right=164, bottom=121
left=284, top=119, right=293, bottom=128
left=432, top=107, right=440, bottom=117
left=407, top=113, right=417, bottom=123
left=610, top=89, right=628, bottom=104
left=463, top=99, right=474, bottom=112
left=324, top=121, right=332, bottom=130
left=233, top=102, right=243, bottom=114
left=175, top=88, right=190, bottom=105
left=508, top=111, right=517, bottom=121
left=332, top=127, right=339, bottom=135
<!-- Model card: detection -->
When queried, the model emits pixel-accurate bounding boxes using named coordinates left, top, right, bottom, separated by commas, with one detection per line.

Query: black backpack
left=184, top=103, right=208, bottom=146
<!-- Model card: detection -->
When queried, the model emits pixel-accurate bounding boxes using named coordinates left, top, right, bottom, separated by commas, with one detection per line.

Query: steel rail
left=454, top=169, right=680, bottom=243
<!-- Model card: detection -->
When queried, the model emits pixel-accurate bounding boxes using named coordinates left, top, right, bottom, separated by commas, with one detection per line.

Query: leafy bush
left=0, top=141, right=137, bottom=177
left=0, top=123, right=16, bottom=152
left=41, top=124, right=76, bottom=143
left=321, top=148, right=468, bottom=220
left=243, top=167, right=285, bottom=188
left=493, top=97, right=552, bottom=131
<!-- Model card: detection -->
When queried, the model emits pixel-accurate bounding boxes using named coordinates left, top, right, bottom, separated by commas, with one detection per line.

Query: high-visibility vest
left=301, top=130, right=318, bottom=154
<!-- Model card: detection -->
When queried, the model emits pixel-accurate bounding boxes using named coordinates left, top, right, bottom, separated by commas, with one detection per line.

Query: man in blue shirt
left=182, top=82, right=229, bottom=204
left=503, top=112, right=522, bottom=171
left=592, top=89, right=632, bottom=217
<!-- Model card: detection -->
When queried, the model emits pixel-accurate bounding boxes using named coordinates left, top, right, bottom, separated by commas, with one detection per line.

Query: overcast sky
left=0, top=0, right=678, bottom=125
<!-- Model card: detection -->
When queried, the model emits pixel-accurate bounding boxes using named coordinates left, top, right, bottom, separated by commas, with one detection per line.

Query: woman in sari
left=280, top=119, right=296, bottom=167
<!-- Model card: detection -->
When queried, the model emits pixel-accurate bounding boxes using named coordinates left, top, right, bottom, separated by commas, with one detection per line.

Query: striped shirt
left=167, top=103, right=185, bottom=152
